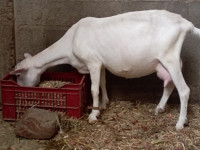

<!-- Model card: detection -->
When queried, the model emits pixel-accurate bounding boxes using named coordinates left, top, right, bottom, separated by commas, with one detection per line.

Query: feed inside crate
left=1, top=71, right=88, bottom=121
left=38, top=80, right=71, bottom=88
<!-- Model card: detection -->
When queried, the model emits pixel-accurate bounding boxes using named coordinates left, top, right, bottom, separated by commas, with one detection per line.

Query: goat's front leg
left=88, top=64, right=101, bottom=124
left=99, top=67, right=109, bottom=110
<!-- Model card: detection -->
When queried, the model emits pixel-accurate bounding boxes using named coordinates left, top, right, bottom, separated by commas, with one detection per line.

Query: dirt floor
left=0, top=110, right=44, bottom=150
left=1, top=100, right=200, bottom=150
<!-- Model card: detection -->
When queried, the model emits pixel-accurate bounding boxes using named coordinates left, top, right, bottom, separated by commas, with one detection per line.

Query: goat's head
left=10, top=53, right=41, bottom=87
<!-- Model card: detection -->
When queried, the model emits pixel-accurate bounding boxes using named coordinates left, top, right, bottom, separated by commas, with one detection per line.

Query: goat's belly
left=105, top=60, right=158, bottom=79
left=109, top=67, right=156, bottom=79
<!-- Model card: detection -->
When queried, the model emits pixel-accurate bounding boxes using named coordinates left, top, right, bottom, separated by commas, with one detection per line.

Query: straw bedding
left=43, top=100, right=200, bottom=150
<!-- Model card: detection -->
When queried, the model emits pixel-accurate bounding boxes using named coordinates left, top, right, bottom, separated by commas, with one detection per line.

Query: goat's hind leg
left=155, top=82, right=175, bottom=115
left=161, top=58, right=190, bottom=130
left=155, top=59, right=183, bottom=115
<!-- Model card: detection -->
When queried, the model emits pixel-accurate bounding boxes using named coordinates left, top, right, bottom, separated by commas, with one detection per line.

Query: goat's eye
left=16, top=74, right=20, bottom=78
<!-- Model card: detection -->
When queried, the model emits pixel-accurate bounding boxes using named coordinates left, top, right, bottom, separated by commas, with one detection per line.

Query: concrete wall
left=0, top=0, right=15, bottom=79
left=1, top=0, right=200, bottom=103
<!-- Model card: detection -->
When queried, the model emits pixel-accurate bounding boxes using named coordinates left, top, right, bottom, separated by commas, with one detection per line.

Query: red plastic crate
left=1, top=71, right=88, bottom=121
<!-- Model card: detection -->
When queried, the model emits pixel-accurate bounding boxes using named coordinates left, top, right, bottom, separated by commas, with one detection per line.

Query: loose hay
left=43, top=101, right=200, bottom=150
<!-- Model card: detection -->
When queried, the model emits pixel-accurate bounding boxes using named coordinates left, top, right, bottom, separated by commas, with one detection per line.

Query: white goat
left=11, top=10, right=200, bottom=130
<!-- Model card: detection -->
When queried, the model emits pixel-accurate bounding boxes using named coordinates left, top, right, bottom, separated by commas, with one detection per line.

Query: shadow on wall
left=106, top=71, right=180, bottom=104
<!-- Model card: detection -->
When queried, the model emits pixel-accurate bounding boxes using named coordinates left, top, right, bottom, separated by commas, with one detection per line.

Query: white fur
left=11, top=10, right=200, bottom=130
left=194, top=27, right=200, bottom=38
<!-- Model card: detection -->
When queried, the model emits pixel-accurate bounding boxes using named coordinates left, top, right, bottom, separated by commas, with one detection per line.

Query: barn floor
left=0, top=110, right=44, bottom=150
left=1, top=100, right=200, bottom=150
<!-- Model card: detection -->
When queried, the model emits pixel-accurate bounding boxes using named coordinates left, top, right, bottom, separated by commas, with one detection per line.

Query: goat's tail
left=193, top=27, right=200, bottom=38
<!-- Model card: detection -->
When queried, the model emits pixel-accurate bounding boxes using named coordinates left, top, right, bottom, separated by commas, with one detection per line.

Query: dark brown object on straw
left=15, top=108, right=59, bottom=140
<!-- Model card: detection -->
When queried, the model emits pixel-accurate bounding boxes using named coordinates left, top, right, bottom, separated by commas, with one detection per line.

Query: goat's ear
left=24, top=53, right=32, bottom=58
left=10, top=68, right=25, bottom=75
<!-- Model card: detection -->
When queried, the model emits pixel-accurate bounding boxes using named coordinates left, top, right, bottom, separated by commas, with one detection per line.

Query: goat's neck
left=32, top=24, right=77, bottom=72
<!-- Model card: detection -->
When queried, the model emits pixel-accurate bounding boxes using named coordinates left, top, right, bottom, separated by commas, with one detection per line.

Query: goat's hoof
left=176, top=123, right=184, bottom=131
left=89, top=119, right=98, bottom=124
left=155, top=107, right=165, bottom=115
left=88, top=111, right=99, bottom=124
left=184, top=119, right=189, bottom=126
left=99, top=103, right=107, bottom=110
left=99, top=99, right=109, bottom=110
left=99, top=105, right=106, bottom=110
left=88, top=117, right=98, bottom=124
left=176, top=118, right=188, bottom=131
